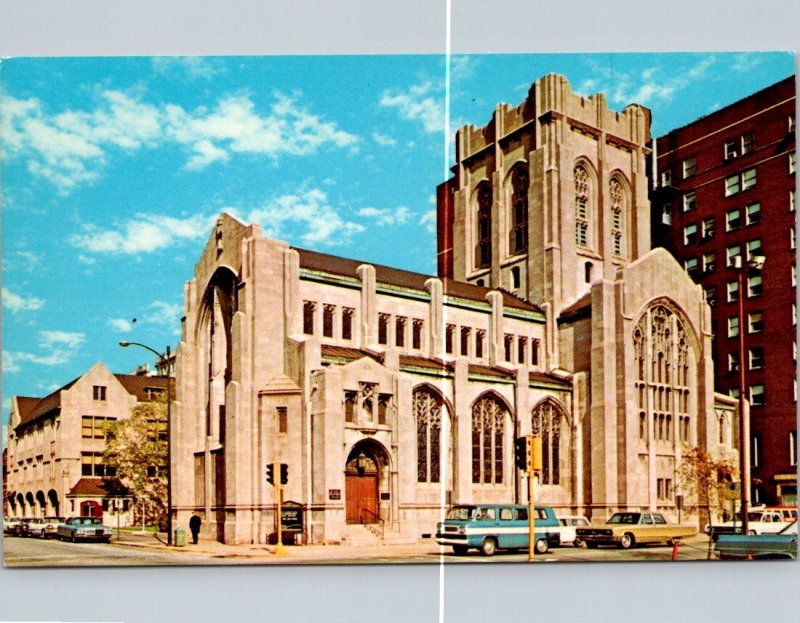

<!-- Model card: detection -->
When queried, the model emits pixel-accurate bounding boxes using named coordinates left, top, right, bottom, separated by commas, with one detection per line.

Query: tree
left=679, top=447, right=737, bottom=558
left=103, top=399, right=167, bottom=529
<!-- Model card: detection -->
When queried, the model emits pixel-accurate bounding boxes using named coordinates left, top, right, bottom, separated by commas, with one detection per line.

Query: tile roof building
left=173, top=73, right=737, bottom=546
left=6, top=362, right=169, bottom=524
left=651, top=76, right=797, bottom=507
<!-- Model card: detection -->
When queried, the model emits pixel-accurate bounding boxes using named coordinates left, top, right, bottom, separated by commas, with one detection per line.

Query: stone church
left=172, top=73, right=737, bottom=545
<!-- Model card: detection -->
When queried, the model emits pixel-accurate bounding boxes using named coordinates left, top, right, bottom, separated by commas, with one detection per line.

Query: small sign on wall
left=328, top=489, right=341, bottom=500
left=380, top=492, right=390, bottom=501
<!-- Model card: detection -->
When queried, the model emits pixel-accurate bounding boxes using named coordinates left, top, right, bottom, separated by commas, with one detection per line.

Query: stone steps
left=341, top=523, right=417, bottom=546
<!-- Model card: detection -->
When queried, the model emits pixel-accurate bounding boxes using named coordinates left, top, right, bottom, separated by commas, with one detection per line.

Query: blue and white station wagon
left=56, top=517, right=113, bottom=543
left=436, top=504, right=561, bottom=556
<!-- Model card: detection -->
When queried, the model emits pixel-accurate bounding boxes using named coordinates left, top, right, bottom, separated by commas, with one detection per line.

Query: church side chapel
left=173, top=73, right=737, bottom=545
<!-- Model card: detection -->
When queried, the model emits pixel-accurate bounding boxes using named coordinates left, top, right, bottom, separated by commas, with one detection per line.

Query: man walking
left=189, top=513, right=202, bottom=545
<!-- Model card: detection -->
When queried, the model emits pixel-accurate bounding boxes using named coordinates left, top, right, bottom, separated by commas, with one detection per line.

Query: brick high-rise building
left=651, top=76, right=797, bottom=507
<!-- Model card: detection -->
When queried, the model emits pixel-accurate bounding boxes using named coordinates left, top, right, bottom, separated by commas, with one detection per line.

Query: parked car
left=555, top=515, right=591, bottom=546
left=6, top=517, right=34, bottom=536
left=56, top=517, right=113, bottom=543
left=22, top=518, right=46, bottom=537
left=706, top=509, right=788, bottom=542
left=26, top=516, right=65, bottom=539
left=436, top=504, right=560, bottom=556
left=576, top=512, right=697, bottom=550
left=715, top=521, right=797, bottom=560
left=3, top=517, right=24, bottom=535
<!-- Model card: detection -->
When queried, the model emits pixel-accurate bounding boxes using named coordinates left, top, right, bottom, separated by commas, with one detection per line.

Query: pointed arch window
left=609, top=177, right=625, bottom=257
left=532, top=400, right=564, bottom=485
left=414, top=388, right=444, bottom=483
left=509, top=165, right=529, bottom=254
left=472, top=395, right=507, bottom=484
left=574, top=165, right=591, bottom=247
left=475, top=182, right=493, bottom=268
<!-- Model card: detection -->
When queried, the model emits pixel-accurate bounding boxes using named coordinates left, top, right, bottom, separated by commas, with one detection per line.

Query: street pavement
left=4, top=532, right=721, bottom=566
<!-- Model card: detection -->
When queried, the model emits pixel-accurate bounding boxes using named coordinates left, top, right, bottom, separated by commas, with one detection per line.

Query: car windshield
left=446, top=506, right=476, bottom=521
left=608, top=513, right=639, bottom=525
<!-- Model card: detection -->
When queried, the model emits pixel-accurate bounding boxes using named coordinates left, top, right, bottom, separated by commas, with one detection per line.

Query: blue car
left=715, top=521, right=797, bottom=560
left=56, top=516, right=113, bottom=543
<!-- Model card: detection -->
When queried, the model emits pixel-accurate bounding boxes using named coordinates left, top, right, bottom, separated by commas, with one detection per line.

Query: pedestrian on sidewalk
left=189, top=513, right=202, bottom=544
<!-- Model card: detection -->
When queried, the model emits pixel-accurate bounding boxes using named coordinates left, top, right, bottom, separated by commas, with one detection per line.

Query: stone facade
left=174, top=73, right=737, bottom=545
left=6, top=362, right=168, bottom=525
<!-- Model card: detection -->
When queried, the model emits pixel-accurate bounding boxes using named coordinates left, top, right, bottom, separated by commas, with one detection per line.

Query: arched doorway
left=48, top=490, right=60, bottom=517
left=345, top=440, right=388, bottom=525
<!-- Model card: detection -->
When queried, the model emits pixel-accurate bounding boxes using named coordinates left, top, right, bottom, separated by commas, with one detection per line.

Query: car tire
left=71, top=534, right=77, bottom=543
left=586, top=542, right=599, bottom=549
left=748, top=530, right=757, bottom=536
left=574, top=537, right=584, bottom=548
left=619, top=533, right=635, bottom=550
left=452, top=545, right=469, bottom=555
left=534, top=538, right=549, bottom=554
left=480, top=537, right=497, bottom=557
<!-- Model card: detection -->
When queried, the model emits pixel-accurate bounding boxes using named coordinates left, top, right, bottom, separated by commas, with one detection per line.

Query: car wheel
left=574, top=537, right=584, bottom=548
left=452, top=545, right=469, bottom=555
left=619, top=533, right=635, bottom=550
left=71, top=534, right=77, bottom=543
left=534, top=538, right=549, bottom=554
left=586, top=542, right=599, bottom=549
left=480, top=537, right=497, bottom=557
left=748, top=530, right=757, bottom=536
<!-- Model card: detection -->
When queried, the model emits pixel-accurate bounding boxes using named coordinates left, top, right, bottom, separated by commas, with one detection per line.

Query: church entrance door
left=344, top=441, right=385, bottom=524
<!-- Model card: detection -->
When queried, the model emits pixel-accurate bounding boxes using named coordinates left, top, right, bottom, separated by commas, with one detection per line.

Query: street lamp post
left=733, top=254, right=765, bottom=537
left=120, top=340, right=173, bottom=545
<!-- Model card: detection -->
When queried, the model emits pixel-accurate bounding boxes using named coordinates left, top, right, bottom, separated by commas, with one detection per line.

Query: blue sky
left=1, top=52, right=794, bottom=442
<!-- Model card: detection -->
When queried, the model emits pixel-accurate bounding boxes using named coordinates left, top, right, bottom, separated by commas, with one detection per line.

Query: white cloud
left=145, top=301, right=184, bottom=330
left=39, top=330, right=85, bottom=349
left=108, top=318, right=133, bottom=332
left=380, top=82, right=445, bottom=134
left=3, top=351, right=21, bottom=374
left=69, top=212, right=215, bottom=255
left=2, top=89, right=358, bottom=192
left=731, top=53, right=763, bottom=74
left=152, top=57, right=221, bottom=80
left=242, top=188, right=365, bottom=247
left=419, top=209, right=437, bottom=234
left=356, top=206, right=411, bottom=226
left=371, top=131, right=397, bottom=147
left=4, top=330, right=85, bottom=374
left=2, top=287, right=44, bottom=313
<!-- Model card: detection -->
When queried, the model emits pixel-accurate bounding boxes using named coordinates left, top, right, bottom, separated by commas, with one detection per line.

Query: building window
left=702, top=217, right=715, bottom=239
left=741, top=132, right=755, bottom=154
left=742, top=168, right=757, bottom=190
left=749, top=385, right=765, bottom=407
left=509, top=164, right=529, bottom=254
left=412, top=319, right=423, bottom=350
left=378, top=313, right=389, bottom=345
left=746, top=239, right=762, bottom=261
left=610, top=177, right=625, bottom=257
left=727, top=351, right=739, bottom=373
left=323, top=304, right=335, bottom=338
left=748, top=347, right=764, bottom=370
left=574, top=165, right=591, bottom=247
left=93, top=385, right=107, bottom=401
left=415, top=388, right=444, bottom=483
left=531, top=339, right=539, bottom=366
left=276, top=407, right=288, bottom=434
left=791, top=227, right=796, bottom=250
left=727, top=316, right=739, bottom=338
left=471, top=395, right=507, bottom=484
left=747, top=311, right=763, bottom=333
left=683, top=223, right=698, bottom=245
left=378, top=394, right=390, bottom=425
left=726, top=244, right=741, bottom=267
left=790, top=115, right=796, bottom=134
left=661, top=203, right=672, bottom=225
left=342, top=307, right=354, bottom=340
left=395, top=316, right=406, bottom=347
left=661, top=170, right=672, bottom=187
left=460, top=327, right=471, bottom=357
left=791, top=190, right=796, bottom=212
left=702, top=252, right=716, bottom=273
left=751, top=433, right=763, bottom=466
left=475, top=330, right=485, bottom=359
left=746, top=202, right=761, bottom=225
left=682, top=157, right=696, bottom=178
left=792, top=265, right=797, bottom=288
left=532, top=399, right=564, bottom=485
left=81, top=416, right=115, bottom=439
left=725, top=174, right=740, bottom=196
left=445, top=324, right=455, bottom=354
left=517, top=336, right=527, bottom=365
left=504, top=334, right=513, bottom=362
left=584, top=261, right=593, bottom=283
left=747, top=274, right=762, bottom=298
left=724, top=139, right=738, bottom=160
left=510, top=266, right=521, bottom=290
left=303, top=301, right=315, bottom=335
left=344, top=391, right=357, bottom=423
left=685, top=257, right=699, bottom=276
left=790, top=151, right=796, bottom=174
left=726, top=208, right=741, bottom=231
left=82, top=452, right=115, bottom=477
left=476, top=182, right=492, bottom=268
left=790, top=432, right=797, bottom=466
left=704, top=286, right=716, bottom=307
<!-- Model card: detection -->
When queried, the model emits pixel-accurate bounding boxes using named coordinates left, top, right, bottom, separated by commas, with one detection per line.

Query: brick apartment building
left=651, top=76, right=797, bottom=506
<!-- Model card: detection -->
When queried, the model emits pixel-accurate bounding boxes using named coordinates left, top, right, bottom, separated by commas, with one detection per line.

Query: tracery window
left=532, top=399, right=563, bottom=485
left=609, top=177, right=625, bottom=257
left=414, top=388, right=444, bottom=483
left=476, top=182, right=493, bottom=268
left=509, top=165, right=529, bottom=254
left=634, top=305, right=691, bottom=445
left=471, top=395, right=507, bottom=484
left=574, top=165, right=590, bottom=247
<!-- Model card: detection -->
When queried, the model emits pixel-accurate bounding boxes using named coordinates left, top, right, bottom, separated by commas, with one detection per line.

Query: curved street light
left=120, top=341, right=173, bottom=545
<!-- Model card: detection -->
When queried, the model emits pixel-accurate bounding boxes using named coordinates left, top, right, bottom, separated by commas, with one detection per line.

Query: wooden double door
left=345, top=473, right=378, bottom=524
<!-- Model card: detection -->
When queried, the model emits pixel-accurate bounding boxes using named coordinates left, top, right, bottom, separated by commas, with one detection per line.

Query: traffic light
left=280, top=463, right=288, bottom=485
left=266, top=462, right=275, bottom=485
left=514, top=436, right=529, bottom=471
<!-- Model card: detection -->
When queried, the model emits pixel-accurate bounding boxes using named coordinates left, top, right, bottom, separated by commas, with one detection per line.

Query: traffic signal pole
left=528, top=465, right=535, bottom=562
left=275, top=479, right=286, bottom=556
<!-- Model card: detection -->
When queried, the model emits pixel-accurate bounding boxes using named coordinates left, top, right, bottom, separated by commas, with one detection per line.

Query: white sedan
left=555, top=516, right=591, bottom=546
